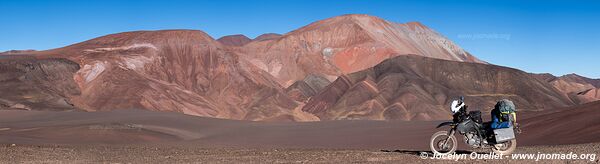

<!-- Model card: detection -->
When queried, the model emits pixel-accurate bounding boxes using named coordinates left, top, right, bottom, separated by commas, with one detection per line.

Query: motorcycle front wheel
left=492, top=139, right=517, bottom=155
left=430, top=131, right=457, bottom=155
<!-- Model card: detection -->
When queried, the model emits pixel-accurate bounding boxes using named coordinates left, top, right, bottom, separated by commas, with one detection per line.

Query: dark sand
left=0, top=101, right=599, bottom=163
left=0, top=143, right=598, bottom=163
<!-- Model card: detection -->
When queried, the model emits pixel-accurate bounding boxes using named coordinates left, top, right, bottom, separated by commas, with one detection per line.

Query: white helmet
left=450, top=100, right=464, bottom=113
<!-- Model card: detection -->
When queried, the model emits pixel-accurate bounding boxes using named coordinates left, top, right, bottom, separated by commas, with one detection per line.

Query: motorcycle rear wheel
left=430, top=131, right=457, bottom=155
left=492, top=139, right=517, bottom=155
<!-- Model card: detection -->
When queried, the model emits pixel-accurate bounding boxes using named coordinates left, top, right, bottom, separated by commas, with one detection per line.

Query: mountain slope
left=0, top=57, right=80, bottom=111
left=532, top=73, right=600, bottom=104
left=239, top=14, right=485, bottom=87
left=1, top=14, right=594, bottom=122
left=253, top=33, right=282, bottom=41
left=24, top=30, right=317, bottom=121
left=302, top=55, right=574, bottom=121
left=217, top=34, right=252, bottom=46
left=520, top=101, right=600, bottom=145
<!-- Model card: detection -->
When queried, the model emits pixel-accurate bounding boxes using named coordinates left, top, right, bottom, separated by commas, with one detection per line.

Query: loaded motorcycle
left=430, top=97, right=521, bottom=155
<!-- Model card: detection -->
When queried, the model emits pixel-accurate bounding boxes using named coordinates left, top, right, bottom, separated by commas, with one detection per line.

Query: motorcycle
left=429, top=97, right=521, bottom=155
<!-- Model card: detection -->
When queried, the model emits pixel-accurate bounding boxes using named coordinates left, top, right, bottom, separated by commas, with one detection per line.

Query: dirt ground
left=0, top=142, right=598, bottom=163
left=1, top=110, right=599, bottom=163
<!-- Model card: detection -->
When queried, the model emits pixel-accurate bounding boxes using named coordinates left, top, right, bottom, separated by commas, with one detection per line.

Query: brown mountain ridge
left=302, top=55, right=575, bottom=121
left=0, top=14, right=596, bottom=121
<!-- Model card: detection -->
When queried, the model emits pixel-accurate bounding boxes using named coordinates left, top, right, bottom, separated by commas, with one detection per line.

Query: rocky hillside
left=533, top=73, right=600, bottom=104
left=0, top=57, right=80, bottom=111
left=238, top=14, right=485, bottom=87
left=22, top=30, right=317, bottom=121
left=0, top=14, right=595, bottom=121
left=217, top=34, right=252, bottom=46
left=302, top=55, right=574, bottom=121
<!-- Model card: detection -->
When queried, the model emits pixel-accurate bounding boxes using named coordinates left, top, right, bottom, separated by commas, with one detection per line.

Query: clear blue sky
left=1, top=0, right=598, bottom=78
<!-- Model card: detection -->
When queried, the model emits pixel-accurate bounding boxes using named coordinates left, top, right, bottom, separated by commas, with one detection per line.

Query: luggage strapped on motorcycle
left=495, top=99, right=517, bottom=124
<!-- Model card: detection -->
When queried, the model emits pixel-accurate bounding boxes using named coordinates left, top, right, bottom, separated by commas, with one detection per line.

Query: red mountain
left=11, top=30, right=317, bottom=121
left=253, top=33, right=282, bottom=41
left=239, top=14, right=485, bottom=87
left=533, top=73, right=600, bottom=104
left=216, top=34, right=252, bottom=46
left=302, top=55, right=574, bottom=121
left=1, top=14, right=596, bottom=122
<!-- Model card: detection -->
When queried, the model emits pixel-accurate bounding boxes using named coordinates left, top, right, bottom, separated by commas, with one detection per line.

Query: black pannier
left=469, top=111, right=482, bottom=124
